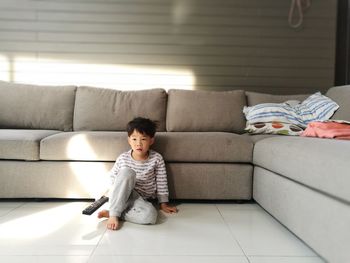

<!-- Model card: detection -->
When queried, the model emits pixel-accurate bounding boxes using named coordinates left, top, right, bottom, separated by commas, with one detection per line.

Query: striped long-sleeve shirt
left=109, top=149, right=169, bottom=203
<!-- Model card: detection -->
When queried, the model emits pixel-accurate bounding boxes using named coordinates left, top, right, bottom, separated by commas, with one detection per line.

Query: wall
left=0, top=0, right=337, bottom=94
left=335, top=0, right=350, bottom=86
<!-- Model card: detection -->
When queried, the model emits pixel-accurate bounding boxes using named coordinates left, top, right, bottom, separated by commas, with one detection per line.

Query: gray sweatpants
left=108, top=167, right=158, bottom=225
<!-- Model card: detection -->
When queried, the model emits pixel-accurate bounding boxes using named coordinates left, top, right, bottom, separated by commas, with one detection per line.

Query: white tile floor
left=0, top=201, right=325, bottom=263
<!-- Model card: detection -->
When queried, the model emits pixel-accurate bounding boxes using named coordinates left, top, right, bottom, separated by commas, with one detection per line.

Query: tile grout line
left=86, top=213, right=108, bottom=262
left=87, top=227, right=107, bottom=262
left=251, top=204, right=325, bottom=260
left=215, top=204, right=252, bottom=263
left=216, top=205, right=326, bottom=262
left=0, top=202, right=26, bottom=218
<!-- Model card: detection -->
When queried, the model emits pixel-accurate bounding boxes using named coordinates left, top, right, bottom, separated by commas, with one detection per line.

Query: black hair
left=126, top=117, right=157, bottom=138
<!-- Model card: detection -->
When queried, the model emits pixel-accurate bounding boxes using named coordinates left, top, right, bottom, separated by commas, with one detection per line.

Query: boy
left=98, top=117, right=178, bottom=230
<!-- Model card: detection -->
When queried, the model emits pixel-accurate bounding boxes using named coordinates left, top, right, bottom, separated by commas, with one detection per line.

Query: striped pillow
left=243, top=92, right=339, bottom=128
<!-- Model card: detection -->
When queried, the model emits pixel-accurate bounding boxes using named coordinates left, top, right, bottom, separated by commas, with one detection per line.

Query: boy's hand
left=160, top=203, right=178, bottom=214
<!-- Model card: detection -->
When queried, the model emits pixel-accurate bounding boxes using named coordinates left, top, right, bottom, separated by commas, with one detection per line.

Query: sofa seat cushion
left=40, top=131, right=253, bottom=163
left=242, top=133, right=278, bottom=143
left=254, top=136, right=350, bottom=203
left=41, top=131, right=130, bottom=161
left=0, top=129, right=61, bottom=160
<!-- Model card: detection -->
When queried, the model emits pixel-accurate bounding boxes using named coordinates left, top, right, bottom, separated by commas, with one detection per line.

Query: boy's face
left=128, top=130, right=154, bottom=160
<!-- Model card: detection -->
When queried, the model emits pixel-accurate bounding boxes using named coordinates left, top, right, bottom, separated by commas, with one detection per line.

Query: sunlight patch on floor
left=0, top=203, right=77, bottom=239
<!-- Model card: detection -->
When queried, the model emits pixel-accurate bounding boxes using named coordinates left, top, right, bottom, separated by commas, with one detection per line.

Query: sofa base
left=167, top=163, right=252, bottom=200
left=0, top=161, right=113, bottom=199
left=253, top=166, right=350, bottom=263
left=0, top=161, right=252, bottom=200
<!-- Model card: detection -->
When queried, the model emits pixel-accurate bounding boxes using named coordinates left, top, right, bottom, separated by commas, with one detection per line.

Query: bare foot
left=97, top=210, right=120, bottom=230
left=97, top=209, right=109, bottom=219
left=107, top=216, right=119, bottom=230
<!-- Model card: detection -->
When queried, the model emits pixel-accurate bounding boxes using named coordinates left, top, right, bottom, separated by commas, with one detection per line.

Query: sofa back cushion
left=73, top=86, right=167, bottom=131
left=0, top=81, right=76, bottom=131
left=166, top=89, right=246, bottom=133
left=246, top=91, right=310, bottom=106
left=326, top=85, right=350, bottom=121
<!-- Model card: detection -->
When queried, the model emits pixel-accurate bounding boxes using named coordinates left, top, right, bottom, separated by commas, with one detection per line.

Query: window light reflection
left=11, top=56, right=195, bottom=90
left=66, top=134, right=111, bottom=198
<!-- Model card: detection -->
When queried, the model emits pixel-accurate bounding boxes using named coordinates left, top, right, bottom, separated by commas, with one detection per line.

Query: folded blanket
left=243, top=92, right=339, bottom=128
left=301, top=120, right=350, bottom=140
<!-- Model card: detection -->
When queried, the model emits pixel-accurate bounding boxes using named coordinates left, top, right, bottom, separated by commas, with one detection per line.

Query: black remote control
left=82, top=196, right=109, bottom=215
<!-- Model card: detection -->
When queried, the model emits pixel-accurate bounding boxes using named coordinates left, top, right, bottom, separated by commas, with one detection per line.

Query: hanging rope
left=288, top=0, right=311, bottom=28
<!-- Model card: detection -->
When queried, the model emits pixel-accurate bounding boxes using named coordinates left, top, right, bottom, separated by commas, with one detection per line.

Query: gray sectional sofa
left=0, top=80, right=349, bottom=262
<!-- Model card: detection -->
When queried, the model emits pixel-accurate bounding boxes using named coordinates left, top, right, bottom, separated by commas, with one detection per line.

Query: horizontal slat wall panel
left=0, top=15, right=336, bottom=31
left=0, top=0, right=337, bottom=94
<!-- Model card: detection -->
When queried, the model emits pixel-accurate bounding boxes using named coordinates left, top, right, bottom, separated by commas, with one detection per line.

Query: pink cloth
left=301, top=121, right=350, bottom=140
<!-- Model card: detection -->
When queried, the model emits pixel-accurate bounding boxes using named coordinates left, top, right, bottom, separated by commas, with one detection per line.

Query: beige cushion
left=73, top=86, right=167, bottom=131
left=40, top=131, right=253, bottom=163
left=246, top=91, right=310, bottom=106
left=0, top=129, right=61, bottom=160
left=166, top=89, right=246, bottom=133
left=154, top=132, right=253, bottom=163
left=326, top=85, right=350, bottom=121
left=41, top=131, right=130, bottom=161
left=0, top=81, right=76, bottom=131
left=242, top=133, right=279, bottom=143
left=254, top=136, right=350, bottom=203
